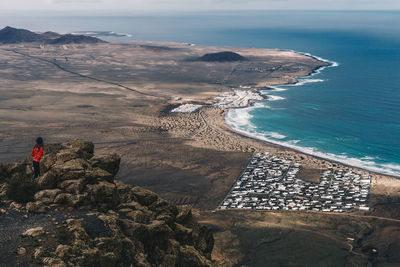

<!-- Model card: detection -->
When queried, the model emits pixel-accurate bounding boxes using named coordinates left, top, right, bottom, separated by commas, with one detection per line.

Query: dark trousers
left=33, top=161, right=40, bottom=178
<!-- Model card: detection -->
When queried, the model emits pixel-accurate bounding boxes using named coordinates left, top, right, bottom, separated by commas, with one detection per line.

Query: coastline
left=219, top=53, right=399, bottom=178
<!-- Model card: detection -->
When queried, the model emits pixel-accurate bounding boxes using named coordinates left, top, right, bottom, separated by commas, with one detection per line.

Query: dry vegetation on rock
left=0, top=140, right=215, bottom=266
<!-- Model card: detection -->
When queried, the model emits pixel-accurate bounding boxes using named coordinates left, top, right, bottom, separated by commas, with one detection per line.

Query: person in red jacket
left=31, top=137, right=44, bottom=178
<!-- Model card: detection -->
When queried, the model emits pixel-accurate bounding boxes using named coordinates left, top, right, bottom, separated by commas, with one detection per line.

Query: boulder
left=131, top=187, right=159, bottom=206
left=34, top=189, right=62, bottom=204
left=54, top=193, right=77, bottom=205
left=17, top=247, right=27, bottom=255
left=33, top=247, right=43, bottom=260
left=85, top=168, right=114, bottom=183
left=86, top=181, right=120, bottom=208
left=55, top=244, right=72, bottom=259
left=58, top=179, right=86, bottom=194
left=26, top=201, right=47, bottom=213
left=177, top=245, right=212, bottom=267
left=9, top=201, right=23, bottom=210
left=55, top=149, right=79, bottom=163
left=62, top=140, right=94, bottom=155
left=89, top=154, right=121, bottom=176
left=57, top=158, right=91, bottom=180
left=37, top=168, right=62, bottom=189
left=22, top=226, right=45, bottom=237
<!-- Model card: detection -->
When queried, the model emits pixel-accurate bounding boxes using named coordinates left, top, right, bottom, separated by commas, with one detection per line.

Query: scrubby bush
left=4, top=163, right=38, bottom=203
left=0, top=164, right=9, bottom=182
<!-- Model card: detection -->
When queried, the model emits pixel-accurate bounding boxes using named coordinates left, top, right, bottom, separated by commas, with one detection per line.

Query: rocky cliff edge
left=0, top=140, right=214, bottom=267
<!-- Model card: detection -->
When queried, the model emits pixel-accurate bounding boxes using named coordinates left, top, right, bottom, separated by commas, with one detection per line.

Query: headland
left=1, top=30, right=400, bottom=265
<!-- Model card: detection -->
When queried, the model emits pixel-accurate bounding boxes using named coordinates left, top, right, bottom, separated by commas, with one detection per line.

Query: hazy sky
left=1, top=0, right=399, bottom=11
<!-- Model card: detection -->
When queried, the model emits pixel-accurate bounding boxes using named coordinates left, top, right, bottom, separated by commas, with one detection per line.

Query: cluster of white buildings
left=218, top=152, right=371, bottom=213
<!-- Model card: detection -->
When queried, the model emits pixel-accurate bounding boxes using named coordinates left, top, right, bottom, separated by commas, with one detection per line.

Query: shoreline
left=217, top=54, right=399, bottom=179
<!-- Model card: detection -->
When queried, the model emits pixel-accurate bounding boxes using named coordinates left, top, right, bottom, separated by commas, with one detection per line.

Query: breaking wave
left=224, top=52, right=400, bottom=178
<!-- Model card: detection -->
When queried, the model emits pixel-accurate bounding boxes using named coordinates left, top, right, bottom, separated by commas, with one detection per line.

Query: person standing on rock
left=31, top=137, right=44, bottom=178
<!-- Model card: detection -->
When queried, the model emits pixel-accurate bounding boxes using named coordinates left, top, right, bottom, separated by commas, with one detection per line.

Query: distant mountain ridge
left=0, top=26, right=106, bottom=44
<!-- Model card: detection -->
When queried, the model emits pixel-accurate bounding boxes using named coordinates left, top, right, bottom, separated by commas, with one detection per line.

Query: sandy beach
left=1, top=40, right=400, bottom=266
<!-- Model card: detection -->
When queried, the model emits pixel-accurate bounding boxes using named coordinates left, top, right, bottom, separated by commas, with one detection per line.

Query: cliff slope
left=0, top=140, right=214, bottom=267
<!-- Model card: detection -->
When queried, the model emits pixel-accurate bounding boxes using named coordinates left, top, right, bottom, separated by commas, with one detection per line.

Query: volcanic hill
left=196, top=51, right=247, bottom=62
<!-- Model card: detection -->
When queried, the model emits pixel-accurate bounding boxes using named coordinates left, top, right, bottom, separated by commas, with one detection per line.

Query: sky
left=1, top=0, right=399, bottom=11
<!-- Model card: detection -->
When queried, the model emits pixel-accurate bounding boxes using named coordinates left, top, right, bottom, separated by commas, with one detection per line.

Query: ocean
left=1, top=10, right=399, bottom=176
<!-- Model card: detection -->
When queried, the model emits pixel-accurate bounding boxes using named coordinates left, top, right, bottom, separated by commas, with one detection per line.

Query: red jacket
left=31, top=146, right=44, bottom=162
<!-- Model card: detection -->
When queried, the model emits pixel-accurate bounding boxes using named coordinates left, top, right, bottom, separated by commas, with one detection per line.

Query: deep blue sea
left=1, top=11, right=399, bottom=176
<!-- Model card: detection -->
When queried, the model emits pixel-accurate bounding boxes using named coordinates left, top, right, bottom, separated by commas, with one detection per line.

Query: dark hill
left=49, top=34, right=106, bottom=44
left=197, top=51, right=247, bottom=62
left=0, top=26, right=106, bottom=44
left=0, top=26, right=45, bottom=44
left=41, top=31, right=62, bottom=39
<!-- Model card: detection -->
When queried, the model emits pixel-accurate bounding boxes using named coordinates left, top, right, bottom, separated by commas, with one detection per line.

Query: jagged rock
left=26, top=201, right=47, bottom=213
left=176, top=206, right=194, bottom=225
left=55, top=150, right=80, bottom=163
left=54, top=193, right=78, bottom=206
left=17, top=247, right=27, bottom=255
left=177, top=245, right=213, bottom=267
left=89, top=154, right=121, bottom=176
left=174, top=223, right=194, bottom=244
left=34, top=189, right=62, bottom=204
left=55, top=244, right=72, bottom=259
left=62, top=140, right=94, bottom=155
left=9, top=201, right=23, bottom=210
left=124, top=210, right=151, bottom=224
left=0, top=183, right=7, bottom=198
left=58, top=179, right=85, bottom=194
left=85, top=168, right=114, bottom=183
left=38, top=168, right=61, bottom=189
left=22, top=226, right=45, bottom=237
left=34, top=247, right=43, bottom=259
left=86, top=181, right=120, bottom=208
left=131, top=187, right=159, bottom=206
left=57, top=159, right=91, bottom=179
left=42, top=257, right=67, bottom=267
left=0, top=140, right=215, bottom=266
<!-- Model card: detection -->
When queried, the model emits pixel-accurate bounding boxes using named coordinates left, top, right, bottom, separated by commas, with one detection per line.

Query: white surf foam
left=224, top=51, right=400, bottom=177
left=225, top=107, right=257, bottom=129
left=269, top=86, right=287, bottom=92
left=268, top=95, right=286, bottom=101
left=292, top=79, right=325, bottom=86
left=224, top=113, right=400, bottom=177
left=266, top=132, right=286, bottom=139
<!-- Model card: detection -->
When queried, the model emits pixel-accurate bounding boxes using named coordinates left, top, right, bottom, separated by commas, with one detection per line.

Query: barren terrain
left=1, top=41, right=399, bottom=266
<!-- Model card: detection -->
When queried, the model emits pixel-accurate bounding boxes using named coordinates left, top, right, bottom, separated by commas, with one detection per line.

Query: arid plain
left=1, top=42, right=400, bottom=266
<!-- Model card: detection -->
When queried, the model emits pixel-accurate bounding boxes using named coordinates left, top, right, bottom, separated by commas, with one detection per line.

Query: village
left=218, top=152, right=371, bottom=213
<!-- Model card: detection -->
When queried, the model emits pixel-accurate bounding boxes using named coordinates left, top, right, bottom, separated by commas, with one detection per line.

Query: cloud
left=1, top=0, right=399, bottom=10
left=50, top=0, right=102, bottom=3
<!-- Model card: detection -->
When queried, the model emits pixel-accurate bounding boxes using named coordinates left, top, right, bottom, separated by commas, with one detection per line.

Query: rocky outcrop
left=0, top=140, right=215, bottom=267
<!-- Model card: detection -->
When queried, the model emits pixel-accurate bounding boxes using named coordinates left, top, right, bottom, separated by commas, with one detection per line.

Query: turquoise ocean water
left=1, top=11, right=399, bottom=176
